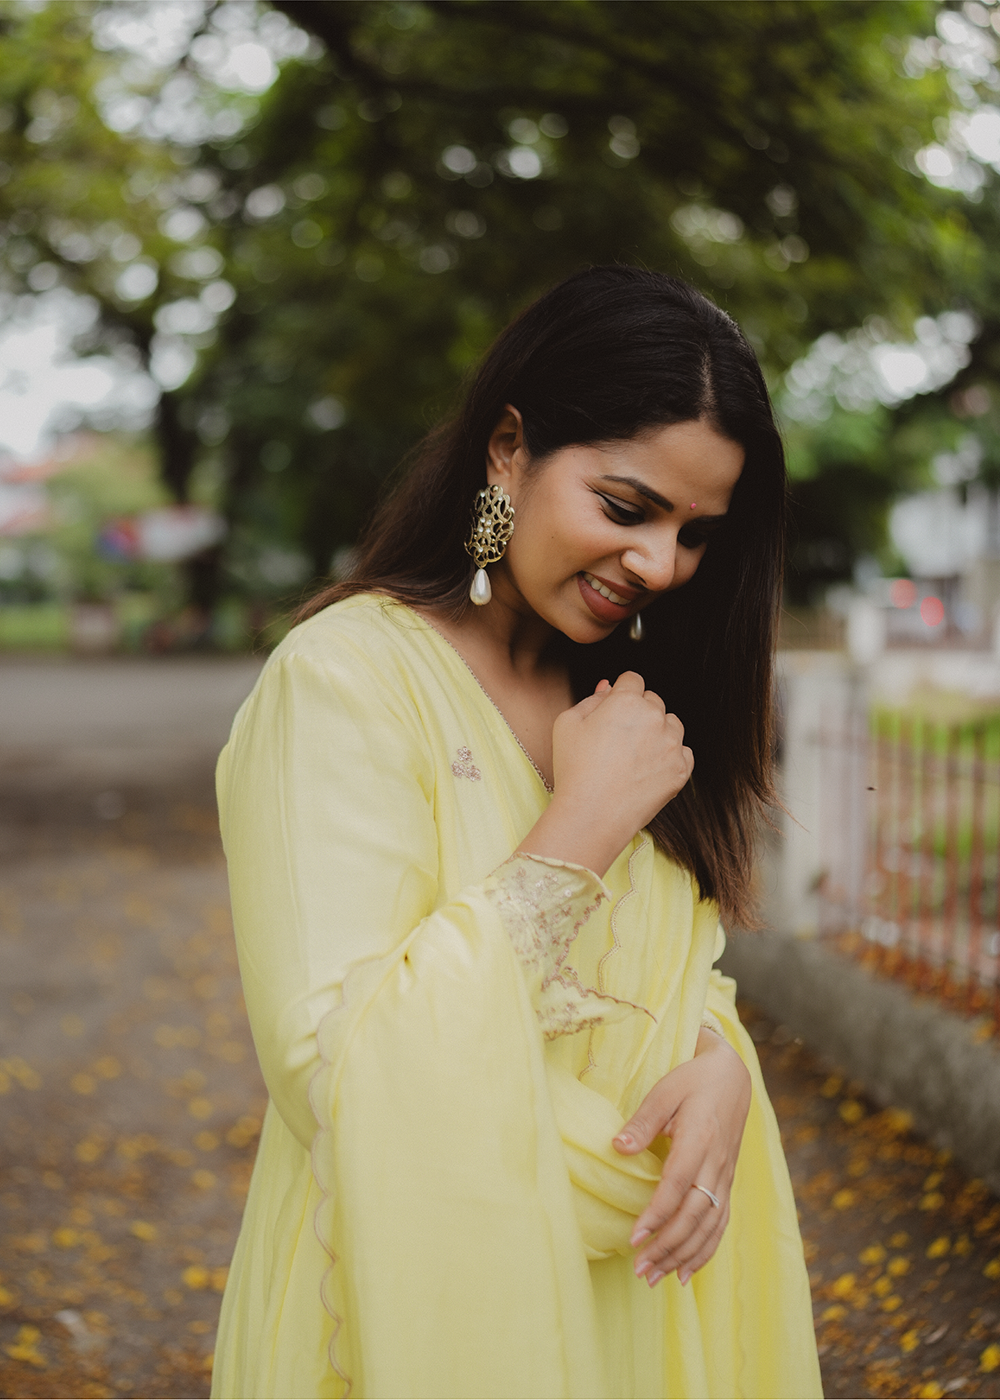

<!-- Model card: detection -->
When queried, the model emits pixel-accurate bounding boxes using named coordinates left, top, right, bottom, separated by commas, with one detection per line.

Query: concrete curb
left=720, top=932, right=1000, bottom=1193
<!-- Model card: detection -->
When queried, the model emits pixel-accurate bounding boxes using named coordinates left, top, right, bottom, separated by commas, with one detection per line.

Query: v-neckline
left=405, top=606, right=555, bottom=795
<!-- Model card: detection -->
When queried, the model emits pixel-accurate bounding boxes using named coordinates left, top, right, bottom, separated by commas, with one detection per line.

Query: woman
left=212, top=266, right=822, bottom=1399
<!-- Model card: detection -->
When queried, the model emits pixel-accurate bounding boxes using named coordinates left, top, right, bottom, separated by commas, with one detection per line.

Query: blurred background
left=0, top=0, right=998, bottom=651
left=7, top=3, right=1000, bottom=1398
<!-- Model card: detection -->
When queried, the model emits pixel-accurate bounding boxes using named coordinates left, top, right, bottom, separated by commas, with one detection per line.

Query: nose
left=622, top=534, right=677, bottom=594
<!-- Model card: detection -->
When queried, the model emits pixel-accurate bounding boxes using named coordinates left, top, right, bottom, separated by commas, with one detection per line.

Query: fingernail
left=630, top=1226, right=651, bottom=1247
left=634, top=1258, right=650, bottom=1278
left=614, top=1132, right=633, bottom=1148
left=678, top=1269, right=691, bottom=1286
left=647, top=1270, right=665, bottom=1287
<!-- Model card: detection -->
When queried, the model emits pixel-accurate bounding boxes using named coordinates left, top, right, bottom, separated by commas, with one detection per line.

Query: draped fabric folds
left=211, top=595, right=821, bottom=1400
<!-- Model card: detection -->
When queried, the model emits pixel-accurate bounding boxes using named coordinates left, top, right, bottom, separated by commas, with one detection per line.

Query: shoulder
left=244, top=594, right=434, bottom=736
left=266, top=594, right=426, bottom=685
left=223, top=594, right=434, bottom=765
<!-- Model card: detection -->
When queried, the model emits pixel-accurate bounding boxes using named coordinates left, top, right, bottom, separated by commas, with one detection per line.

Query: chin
left=553, top=612, right=616, bottom=646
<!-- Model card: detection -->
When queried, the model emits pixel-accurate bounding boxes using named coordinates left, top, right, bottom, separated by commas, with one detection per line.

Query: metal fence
left=816, top=706, right=1000, bottom=1031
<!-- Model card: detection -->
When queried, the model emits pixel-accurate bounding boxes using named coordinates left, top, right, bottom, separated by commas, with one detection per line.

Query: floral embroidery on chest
left=451, top=746, right=482, bottom=781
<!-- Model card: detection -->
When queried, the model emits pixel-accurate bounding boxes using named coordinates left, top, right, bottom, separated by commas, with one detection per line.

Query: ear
left=486, top=404, right=526, bottom=491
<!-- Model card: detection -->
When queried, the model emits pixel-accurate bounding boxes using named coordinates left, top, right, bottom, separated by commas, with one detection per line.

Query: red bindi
left=689, top=502, right=697, bottom=510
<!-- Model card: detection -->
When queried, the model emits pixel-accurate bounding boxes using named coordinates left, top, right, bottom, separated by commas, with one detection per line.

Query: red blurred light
left=920, top=596, right=945, bottom=627
left=890, top=579, right=918, bottom=609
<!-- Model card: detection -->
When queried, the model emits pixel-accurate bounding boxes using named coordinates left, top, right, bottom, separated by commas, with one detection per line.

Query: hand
left=517, top=672, right=694, bottom=877
left=612, top=1030, right=751, bottom=1287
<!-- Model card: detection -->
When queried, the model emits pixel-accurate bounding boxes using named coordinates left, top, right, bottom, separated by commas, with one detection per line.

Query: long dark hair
left=299, top=266, right=785, bottom=927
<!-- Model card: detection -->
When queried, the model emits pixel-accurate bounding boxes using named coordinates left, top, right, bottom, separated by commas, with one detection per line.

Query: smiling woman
left=212, top=267, right=820, bottom=1400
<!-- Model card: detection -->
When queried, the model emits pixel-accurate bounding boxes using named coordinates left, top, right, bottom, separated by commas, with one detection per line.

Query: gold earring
left=465, top=485, right=515, bottom=606
left=629, top=612, right=644, bottom=642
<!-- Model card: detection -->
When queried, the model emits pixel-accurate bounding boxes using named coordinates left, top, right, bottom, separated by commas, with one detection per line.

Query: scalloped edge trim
left=582, top=835, right=654, bottom=1077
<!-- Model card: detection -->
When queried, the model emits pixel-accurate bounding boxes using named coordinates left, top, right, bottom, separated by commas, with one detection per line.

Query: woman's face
left=486, top=410, right=745, bottom=644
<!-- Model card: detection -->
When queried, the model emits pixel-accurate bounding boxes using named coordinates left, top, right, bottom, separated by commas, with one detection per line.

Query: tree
left=0, top=0, right=982, bottom=615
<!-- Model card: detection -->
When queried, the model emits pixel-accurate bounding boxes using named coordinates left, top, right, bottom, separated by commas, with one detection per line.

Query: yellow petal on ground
left=889, top=1231, right=910, bottom=1248
left=194, top=1131, right=220, bottom=1151
left=820, top=1076, right=842, bottom=1098
left=953, top=1234, right=973, bottom=1256
left=70, top=1072, right=96, bottom=1095
left=920, top=1192, right=945, bottom=1211
left=822, top=1304, right=847, bottom=1321
left=981, top=1343, right=1000, bottom=1372
left=917, top=1385, right=944, bottom=1399
left=93, top=1056, right=121, bottom=1080
left=4, top=1058, right=41, bottom=1089
left=182, top=1265, right=210, bottom=1290
left=52, top=1227, right=80, bottom=1249
left=860, top=1244, right=886, bottom=1266
left=4, top=1323, right=46, bottom=1368
left=839, top=1100, right=865, bottom=1124
left=873, top=1277, right=893, bottom=1297
left=923, top=1171, right=943, bottom=1190
left=887, top=1256, right=911, bottom=1276
left=900, top=1328, right=920, bottom=1353
left=191, top=1169, right=216, bottom=1190
left=830, top=1273, right=856, bottom=1298
left=926, top=1236, right=950, bottom=1258
left=832, top=1189, right=856, bottom=1210
left=74, top=1138, right=103, bottom=1163
left=130, top=1220, right=157, bottom=1241
left=880, top=1295, right=902, bottom=1312
left=188, top=1096, right=213, bottom=1120
left=0, top=1285, right=14, bottom=1307
left=984, top=1258, right=1000, bottom=1279
left=211, top=1266, right=228, bottom=1292
left=883, top=1108, right=914, bottom=1135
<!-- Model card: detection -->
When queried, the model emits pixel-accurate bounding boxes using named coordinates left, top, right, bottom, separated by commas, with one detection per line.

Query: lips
left=577, top=572, right=638, bottom=624
left=582, top=571, right=632, bottom=605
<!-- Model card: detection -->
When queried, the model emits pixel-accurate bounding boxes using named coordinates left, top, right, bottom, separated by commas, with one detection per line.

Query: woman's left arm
left=611, top=1027, right=751, bottom=1287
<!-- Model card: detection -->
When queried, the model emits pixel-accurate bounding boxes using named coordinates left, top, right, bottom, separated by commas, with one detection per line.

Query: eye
left=599, top=494, right=644, bottom=526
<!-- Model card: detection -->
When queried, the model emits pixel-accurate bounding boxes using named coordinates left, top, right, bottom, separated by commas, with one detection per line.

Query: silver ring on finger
left=692, top=1183, right=720, bottom=1209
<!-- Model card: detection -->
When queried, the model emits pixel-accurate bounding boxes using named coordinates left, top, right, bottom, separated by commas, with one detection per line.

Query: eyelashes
left=599, top=494, right=644, bottom=526
left=600, top=494, right=720, bottom=549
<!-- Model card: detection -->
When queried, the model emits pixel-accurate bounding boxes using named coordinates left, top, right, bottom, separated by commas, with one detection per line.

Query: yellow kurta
left=212, top=595, right=821, bottom=1400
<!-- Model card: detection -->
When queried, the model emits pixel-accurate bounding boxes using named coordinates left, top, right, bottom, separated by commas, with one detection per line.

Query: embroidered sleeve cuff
left=484, top=853, right=635, bottom=1039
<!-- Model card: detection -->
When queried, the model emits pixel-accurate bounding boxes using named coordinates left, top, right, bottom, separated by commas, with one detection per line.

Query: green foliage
left=0, top=0, right=989, bottom=613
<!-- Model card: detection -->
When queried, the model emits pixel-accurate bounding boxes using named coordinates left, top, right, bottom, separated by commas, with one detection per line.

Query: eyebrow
left=599, top=474, right=727, bottom=519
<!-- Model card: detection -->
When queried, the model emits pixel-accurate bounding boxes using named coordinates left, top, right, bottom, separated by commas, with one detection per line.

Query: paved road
left=1, top=657, right=999, bottom=1398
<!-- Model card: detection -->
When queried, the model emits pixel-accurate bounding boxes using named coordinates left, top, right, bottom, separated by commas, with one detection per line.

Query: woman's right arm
left=217, top=644, right=443, bottom=1148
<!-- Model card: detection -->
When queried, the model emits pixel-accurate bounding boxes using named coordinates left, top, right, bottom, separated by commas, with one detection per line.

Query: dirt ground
left=2, top=659, right=1000, bottom=1399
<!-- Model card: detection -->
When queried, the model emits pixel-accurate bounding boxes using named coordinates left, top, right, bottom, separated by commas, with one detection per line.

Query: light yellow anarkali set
left=212, top=594, right=821, bottom=1400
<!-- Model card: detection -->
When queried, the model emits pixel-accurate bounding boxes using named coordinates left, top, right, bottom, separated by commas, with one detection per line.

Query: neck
left=434, top=562, right=555, bottom=678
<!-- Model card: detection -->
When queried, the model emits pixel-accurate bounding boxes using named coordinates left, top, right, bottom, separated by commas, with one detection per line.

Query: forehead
left=594, top=420, right=745, bottom=506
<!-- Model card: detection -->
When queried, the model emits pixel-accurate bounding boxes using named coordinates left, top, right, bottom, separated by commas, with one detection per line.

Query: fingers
left=639, top=1199, right=730, bottom=1288
left=611, top=670, right=646, bottom=694
left=613, top=1079, right=684, bottom=1155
